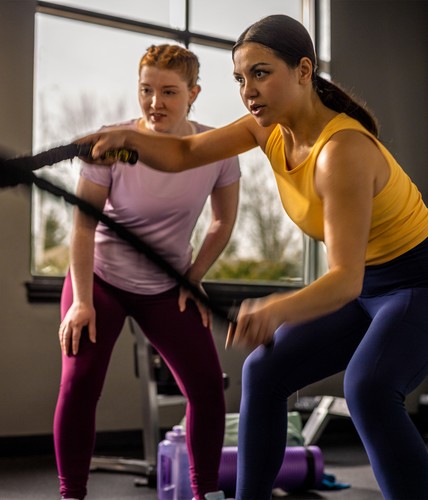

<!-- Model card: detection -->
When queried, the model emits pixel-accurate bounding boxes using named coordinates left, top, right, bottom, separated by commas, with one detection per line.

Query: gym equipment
left=297, top=395, right=351, bottom=446
left=157, top=425, right=324, bottom=499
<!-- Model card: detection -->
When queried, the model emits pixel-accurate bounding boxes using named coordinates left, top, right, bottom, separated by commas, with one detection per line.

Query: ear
left=298, top=57, right=313, bottom=84
left=188, top=84, right=201, bottom=106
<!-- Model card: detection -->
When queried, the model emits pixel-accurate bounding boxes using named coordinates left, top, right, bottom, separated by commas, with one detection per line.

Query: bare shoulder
left=316, top=129, right=389, bottom=196
left=321, top=129, right=381, bottom=162
left=317, top=129, right=385, bottom=174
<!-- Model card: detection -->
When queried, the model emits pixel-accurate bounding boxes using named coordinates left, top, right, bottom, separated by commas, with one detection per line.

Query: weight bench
left=297, top=395, right=351, bottom=446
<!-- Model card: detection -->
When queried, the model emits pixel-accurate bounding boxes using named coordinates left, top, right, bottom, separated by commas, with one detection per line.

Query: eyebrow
left=234, top=61, right=272, bottom=76
left=250, top=62, right=271, bottom=71
left=139, top=83, right=180, bottom=90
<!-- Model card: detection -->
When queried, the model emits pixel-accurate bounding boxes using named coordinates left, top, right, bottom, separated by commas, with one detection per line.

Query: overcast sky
left=31, top=0, right=306, bottom=269
left=33, top=0, right=302, bottom=146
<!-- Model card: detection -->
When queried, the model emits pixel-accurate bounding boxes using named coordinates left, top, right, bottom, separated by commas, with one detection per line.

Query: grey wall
left=330, top=0, right=428, bottom=199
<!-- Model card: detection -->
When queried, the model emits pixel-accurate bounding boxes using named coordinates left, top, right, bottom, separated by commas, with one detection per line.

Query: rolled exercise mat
left=218, top=445, right=324, bottom=496
left=157, top=427, right=324, bottom=499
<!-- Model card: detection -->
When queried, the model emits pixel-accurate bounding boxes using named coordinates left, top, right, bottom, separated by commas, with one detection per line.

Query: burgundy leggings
left=54, top=273, right=225, bottom=500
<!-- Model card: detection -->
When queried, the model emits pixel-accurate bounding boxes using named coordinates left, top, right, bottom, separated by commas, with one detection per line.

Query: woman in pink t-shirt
left=55, top=44, right=240, bottom=500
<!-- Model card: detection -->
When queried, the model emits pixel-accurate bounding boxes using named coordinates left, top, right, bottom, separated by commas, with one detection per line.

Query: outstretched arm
left=76, top=114, right=271, bottom=173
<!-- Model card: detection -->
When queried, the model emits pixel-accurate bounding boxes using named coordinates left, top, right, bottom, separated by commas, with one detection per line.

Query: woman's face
left=138, top=65, right=199, bottom=134
left=233, top=42, right=302, bottom=127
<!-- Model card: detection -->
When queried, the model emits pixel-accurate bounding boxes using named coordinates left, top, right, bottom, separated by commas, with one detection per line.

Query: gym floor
left=0, top=425, right=386, bottom=500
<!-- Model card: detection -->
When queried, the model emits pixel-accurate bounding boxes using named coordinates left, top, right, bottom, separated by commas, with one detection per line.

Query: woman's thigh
left=346, top=287, right=428, bottom=404
left=127, top=287, right=223, bottom=396
left=242, top=299, right=372, bottom=398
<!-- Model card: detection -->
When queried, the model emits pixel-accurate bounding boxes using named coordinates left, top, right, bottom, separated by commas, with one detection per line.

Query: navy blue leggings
left=236, top=239, right=428, bottom=500
left=54, top=273, right=225, bottom=500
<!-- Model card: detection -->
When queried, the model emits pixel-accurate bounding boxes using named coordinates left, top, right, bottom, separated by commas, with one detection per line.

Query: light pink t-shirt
left=80, top=120, right=241, bottom=294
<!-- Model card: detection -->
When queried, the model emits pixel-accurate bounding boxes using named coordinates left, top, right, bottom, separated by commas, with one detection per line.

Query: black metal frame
left=36, top=1, right=235, bottom=50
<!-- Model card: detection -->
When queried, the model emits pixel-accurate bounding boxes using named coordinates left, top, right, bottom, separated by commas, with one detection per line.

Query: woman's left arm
left=232, top=131, right=381, bottom=348
left=178, top=179, right=240, bottom=327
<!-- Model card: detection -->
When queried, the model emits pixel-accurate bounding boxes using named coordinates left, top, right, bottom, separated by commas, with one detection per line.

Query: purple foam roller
left=218, top=446, right=324, bottom=495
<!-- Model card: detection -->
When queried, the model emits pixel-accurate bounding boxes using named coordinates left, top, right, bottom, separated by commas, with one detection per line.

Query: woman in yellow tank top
left=78, top=14, right=428, bottom=500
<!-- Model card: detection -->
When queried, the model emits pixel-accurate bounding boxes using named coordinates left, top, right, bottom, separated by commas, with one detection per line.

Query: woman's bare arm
left=59, top=177, right=109, bottom=355
left=77, top=114, right=273, bottom=172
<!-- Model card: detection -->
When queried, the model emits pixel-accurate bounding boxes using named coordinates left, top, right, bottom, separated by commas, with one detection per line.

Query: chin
left=151, top=124, right=169, bottom=134
left=254, top=115, right=274, bottom=128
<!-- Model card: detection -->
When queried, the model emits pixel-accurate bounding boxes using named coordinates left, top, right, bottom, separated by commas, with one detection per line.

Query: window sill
left=25, top=276, right=64, bottom=303
left=25, top=277, right=303, bottom=307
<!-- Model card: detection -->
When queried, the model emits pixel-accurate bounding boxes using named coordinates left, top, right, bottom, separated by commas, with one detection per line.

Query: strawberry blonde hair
left=139, top=44, right=200, bottom=89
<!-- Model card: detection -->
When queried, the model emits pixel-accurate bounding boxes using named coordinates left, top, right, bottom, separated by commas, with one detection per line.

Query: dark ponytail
left=315, top=76, right=379, bottom=136
left=233, top=14, right=379, bottom=137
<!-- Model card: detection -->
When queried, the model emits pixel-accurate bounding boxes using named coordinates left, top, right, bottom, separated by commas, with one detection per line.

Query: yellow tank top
left=265, top=113, right=428, bottom=265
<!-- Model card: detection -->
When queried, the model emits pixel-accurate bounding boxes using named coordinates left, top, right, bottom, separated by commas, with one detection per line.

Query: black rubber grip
left=100, top=148, right=139, bottom=165
left=79, top=144, right=138, bottom=165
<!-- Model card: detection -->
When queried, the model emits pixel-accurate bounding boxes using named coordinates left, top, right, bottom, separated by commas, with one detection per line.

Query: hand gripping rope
left=0, top=143, right=237, bottom=327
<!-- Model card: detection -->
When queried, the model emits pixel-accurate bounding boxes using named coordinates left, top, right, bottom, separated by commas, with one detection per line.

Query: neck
left=179, top=120, right=196, bottom=136
left=138, top=118, right=196, bottom=137
left=281, top=99, right=338, bottom=148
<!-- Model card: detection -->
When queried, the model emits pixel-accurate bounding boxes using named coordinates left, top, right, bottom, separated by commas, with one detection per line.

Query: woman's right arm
left=77, top=114, right=273, bottom=173
left=59, top=176, right=109, bottom=356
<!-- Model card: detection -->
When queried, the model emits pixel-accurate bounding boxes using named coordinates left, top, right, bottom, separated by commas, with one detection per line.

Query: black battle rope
left=0, top=145, right=234, bottom=322
left=2, top=143, right=138, bottom=186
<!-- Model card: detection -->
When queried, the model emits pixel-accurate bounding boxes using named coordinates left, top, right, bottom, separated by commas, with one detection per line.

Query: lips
left=150, top=113, right=166, bottom=121
left=249, top=103, right=264, bottom=116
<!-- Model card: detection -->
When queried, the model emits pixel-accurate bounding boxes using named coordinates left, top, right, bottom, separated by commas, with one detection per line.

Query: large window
left=38, top=0, right=187, bottom=29
left=32, top=0, right=311, bottom=284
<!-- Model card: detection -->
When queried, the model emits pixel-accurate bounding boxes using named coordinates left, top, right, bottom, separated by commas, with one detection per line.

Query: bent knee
left=242, top=347, right=277, bottom=391
left=344, top=370, right=401, bottom=416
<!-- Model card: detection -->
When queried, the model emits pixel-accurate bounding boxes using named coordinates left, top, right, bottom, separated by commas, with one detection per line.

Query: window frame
left=27, top=0, right=322, bottom=303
